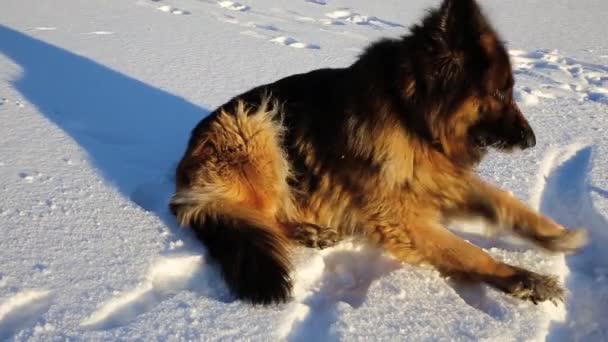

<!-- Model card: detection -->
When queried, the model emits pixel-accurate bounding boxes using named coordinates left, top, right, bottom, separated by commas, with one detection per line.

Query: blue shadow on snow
left=0, top=25, right=208, bottom=219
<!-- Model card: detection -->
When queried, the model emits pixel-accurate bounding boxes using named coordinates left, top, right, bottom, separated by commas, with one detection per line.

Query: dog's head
left=407, top=0, right=535, bottom=166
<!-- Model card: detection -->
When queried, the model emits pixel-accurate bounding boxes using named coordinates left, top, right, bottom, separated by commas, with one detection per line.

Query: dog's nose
left=520, top=126, right=536, bottom=149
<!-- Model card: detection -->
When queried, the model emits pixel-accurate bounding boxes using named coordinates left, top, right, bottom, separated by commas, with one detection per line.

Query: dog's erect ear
left=433, top=0, right=491, bottom=47
left=412, top=0, right=504, bottom=94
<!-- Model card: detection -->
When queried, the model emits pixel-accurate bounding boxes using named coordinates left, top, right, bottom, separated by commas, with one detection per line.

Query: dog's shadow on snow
left=0, top=24, right=236, bottom=321
left=0, top=24, right=213, bottom=238
left=0, top=25, right=205, bottom=217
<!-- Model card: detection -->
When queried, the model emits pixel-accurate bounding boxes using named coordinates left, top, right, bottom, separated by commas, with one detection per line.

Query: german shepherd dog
left=171, top=0, right=586, bottom=305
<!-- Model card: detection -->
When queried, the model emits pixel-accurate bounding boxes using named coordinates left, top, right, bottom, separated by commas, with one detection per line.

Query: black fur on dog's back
left=221, top=0, right=512, bottom=170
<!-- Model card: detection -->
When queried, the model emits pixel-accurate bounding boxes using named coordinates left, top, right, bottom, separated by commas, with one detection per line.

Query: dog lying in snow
left=170, top=0, right=587, bottom=305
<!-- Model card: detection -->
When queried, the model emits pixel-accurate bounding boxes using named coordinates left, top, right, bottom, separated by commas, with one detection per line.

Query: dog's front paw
left=506, top=268, right=564, bottom=305
left=537, top=227, right=588, bottom=255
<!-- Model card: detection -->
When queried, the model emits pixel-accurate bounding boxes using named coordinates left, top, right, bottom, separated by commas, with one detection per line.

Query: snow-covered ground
left=0, top=0, right=606, bottom=340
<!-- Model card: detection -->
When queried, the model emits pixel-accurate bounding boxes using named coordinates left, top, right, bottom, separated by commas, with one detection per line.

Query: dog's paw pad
left=539, top=228, right=588, bottom=254
left=509, top=270, right=564, bottom=305
left=292, top=223, right=340, bottom=249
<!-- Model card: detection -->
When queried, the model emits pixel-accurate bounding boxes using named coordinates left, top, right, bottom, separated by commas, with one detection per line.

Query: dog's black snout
left=520, top=126, right=536, bottom=149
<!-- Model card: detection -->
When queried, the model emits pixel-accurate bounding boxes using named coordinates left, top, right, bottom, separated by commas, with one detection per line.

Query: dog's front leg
left=405, top=218, right=565, bottom=304
left=367, top=204, right=564, bottom=304
left=452, top=176, right=587, bottom=254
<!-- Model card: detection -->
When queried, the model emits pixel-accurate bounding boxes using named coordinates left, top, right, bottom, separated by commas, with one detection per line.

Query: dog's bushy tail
left=171, top=96, right=296, bottom=304
left=187, top=205, right=293, bottom=304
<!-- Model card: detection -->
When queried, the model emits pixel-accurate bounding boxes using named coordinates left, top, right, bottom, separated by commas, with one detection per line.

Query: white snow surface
left=0, top=0, right=607, bottom=340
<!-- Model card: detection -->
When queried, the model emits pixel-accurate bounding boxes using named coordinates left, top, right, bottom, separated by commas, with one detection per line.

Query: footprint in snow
left=325, top=9, right=403, bottom=29
left=218, top=0, right=249, bottom=12
left=509, top=49, right=608, bottom=104
left=514, top=88, right=541, bottom=106
left=238, top=30, right=319, bottom=50
left=216, top=14, right=280, bottom=32
left=215, top=14, right=240, bottom=25
left=19, top=172, right=36, bottom=183
left=319, top=18, right=345, bottom=26
left=247, top=22, right=280, bottom=31
left=157, top=5, right=190, bottom=15
left=270, top=36, right=320, bottom=49
left=3, top=98, right=26, bottom=108
left=135, top=0, right=189, bottom=15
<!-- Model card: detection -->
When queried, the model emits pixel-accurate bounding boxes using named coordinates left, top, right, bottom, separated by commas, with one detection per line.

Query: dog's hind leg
left=171, top=97, right=299, bottom=304
left=289, top=222, right=341, bottom=249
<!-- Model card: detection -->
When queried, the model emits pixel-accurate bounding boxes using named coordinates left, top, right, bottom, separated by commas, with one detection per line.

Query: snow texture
left=0, top=0, right=606, bottom=340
